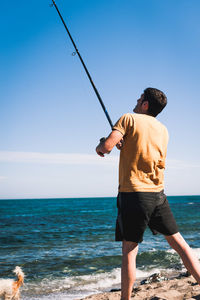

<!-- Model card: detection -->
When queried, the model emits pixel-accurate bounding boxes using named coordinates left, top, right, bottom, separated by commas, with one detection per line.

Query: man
left=96, top=88, right=200, bottom=300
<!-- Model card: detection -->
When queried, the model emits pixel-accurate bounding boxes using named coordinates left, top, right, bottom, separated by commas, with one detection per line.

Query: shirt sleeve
left=112, top=113, right=134, bottom=136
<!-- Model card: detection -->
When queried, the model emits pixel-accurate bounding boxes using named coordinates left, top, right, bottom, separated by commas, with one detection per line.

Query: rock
left=110, top=288, right=121, bottom=292
left=140, top=272, right=168, bottom=285
left=177, top=271, right=190, bottom=278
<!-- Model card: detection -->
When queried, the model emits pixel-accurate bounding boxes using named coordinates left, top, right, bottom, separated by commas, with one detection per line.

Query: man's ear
left=142, top=100, right=149, bottom=112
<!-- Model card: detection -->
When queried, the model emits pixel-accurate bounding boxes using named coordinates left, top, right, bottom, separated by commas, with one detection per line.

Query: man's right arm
left=96, top=130, right=123, bottom=157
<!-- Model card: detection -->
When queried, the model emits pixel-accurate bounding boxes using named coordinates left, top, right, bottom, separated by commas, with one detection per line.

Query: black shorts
left=115, top=190, right=178, bottom=243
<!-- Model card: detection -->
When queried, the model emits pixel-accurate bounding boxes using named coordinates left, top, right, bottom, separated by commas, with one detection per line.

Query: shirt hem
left=119, top=186, right=164, bottom=193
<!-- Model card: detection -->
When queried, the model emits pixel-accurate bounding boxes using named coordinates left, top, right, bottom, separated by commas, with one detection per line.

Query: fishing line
left=51, top=0, right=113, bottom=129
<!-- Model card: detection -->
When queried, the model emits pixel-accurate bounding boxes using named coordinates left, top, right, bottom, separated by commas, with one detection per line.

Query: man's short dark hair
left=143, top=88, right=167, bottom=117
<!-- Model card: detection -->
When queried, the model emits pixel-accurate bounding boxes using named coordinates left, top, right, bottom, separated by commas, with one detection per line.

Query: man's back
left=113, top=113, right=168, bottom=192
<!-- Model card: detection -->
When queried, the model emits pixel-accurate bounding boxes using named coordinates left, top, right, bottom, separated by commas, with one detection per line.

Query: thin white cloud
left=0, top=151, right=199, bottom=170
left=0, top=151, right=118, bottom=166
left=166, top=158, right=200, bottom=169
left=0, top=176, right=7, bottom=180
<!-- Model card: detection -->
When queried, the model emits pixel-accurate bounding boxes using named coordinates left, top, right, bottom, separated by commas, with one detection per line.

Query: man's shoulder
left=152, top=117, right=169, bottom=139
left=134, top=113, right=166, bottom=125
left=116, top=113, right=168, bottom=133
left=134, top=114, right=168, bottom=133
left=154, top=117, right=168, bottom=132
left=116, top=113, right=135, bottom=125
left=120, top=113, right=141, bottom=123
left=120, top=113, right=134, bottom=119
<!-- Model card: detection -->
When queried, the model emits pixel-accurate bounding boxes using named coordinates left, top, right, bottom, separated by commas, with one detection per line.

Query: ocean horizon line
left=0, top=194, right=200, bottom=201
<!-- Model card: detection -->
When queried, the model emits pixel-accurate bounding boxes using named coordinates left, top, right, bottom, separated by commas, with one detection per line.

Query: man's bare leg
left=121, top=241, right=138, bottom=300
left=165, top=232, right=200, bottom=284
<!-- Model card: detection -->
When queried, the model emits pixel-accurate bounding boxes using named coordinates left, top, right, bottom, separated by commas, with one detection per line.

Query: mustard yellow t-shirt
left=113, top=113, right=169, bottom=192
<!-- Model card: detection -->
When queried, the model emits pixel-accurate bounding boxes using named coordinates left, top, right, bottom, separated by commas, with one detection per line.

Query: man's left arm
left=96, top=130, right=123, bottom=157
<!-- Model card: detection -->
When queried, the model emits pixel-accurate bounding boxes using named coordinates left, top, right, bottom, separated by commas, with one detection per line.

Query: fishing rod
left=51, top=0, right=113, bottom=129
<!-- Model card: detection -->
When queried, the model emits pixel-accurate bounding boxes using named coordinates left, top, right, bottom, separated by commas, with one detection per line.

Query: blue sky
left=0, top=0, right=200, bottom=198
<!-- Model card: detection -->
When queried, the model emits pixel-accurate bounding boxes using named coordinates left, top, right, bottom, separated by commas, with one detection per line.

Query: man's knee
left=165, top=232, right=180, bottom=241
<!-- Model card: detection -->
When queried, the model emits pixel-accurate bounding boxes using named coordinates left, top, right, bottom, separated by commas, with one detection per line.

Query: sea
left=0, top=195, right=200, bottom=300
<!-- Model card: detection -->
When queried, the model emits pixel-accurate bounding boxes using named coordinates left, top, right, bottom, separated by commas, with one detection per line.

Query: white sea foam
left=166, top=248, right=176, bottom=254
left=21, top=266, right=177, bottom=300
left=22, top=269, right=121, bottom=299
left=192, top=248, right=200, bottom=259
left=167, top=247, right=200, bottom=259
left=21, top=248, right=200, bottom=299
